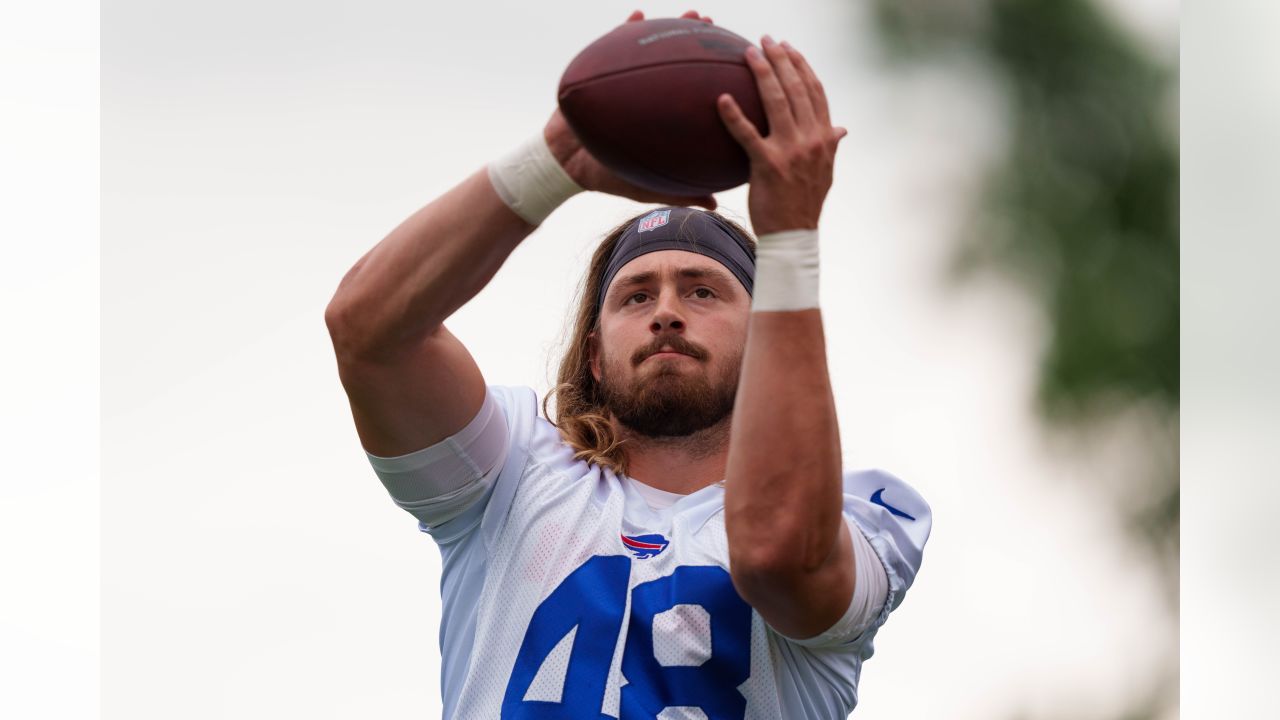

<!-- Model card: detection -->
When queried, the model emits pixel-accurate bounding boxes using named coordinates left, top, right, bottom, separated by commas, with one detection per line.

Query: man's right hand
left=542, top=9, right=720, bottom=211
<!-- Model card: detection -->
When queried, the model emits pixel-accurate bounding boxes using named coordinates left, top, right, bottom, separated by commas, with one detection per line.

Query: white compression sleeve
left=751, top=228, right=820, bottom=312
left=781, top=518, right=889, bottom=647
left=486, top=132, right=584, bottom=226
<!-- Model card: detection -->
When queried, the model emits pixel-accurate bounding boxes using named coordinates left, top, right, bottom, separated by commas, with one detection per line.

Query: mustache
left=631, top=335, right=709, bottom=365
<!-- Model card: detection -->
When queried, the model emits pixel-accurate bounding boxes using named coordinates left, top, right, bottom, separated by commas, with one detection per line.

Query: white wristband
left=487, top=132, right=584, bottom=226
left=752, top=228, right=820, bottom=312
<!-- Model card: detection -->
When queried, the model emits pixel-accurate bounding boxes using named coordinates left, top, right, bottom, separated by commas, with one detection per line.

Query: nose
left=649, top=292, right=685, bottom=334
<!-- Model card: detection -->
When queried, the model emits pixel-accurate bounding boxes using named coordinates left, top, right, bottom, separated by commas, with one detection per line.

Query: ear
left=588, top=331, right=602, bottom=383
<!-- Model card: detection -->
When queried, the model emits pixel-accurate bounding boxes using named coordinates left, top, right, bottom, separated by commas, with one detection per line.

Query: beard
left=597, top=334, right=741, bottom=438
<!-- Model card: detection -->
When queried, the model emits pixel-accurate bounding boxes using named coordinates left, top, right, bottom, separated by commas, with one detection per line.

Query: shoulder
left=842, top=468, right=931, bottom=532
left=485, top=384, right=537, bottom=423
left=490, top=384, right=596, bottom=476
left=840, top=468, right=932, bottom=608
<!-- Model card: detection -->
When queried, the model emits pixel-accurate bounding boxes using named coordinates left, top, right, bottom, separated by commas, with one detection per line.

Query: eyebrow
left=608, top=266, right=739, bottom=301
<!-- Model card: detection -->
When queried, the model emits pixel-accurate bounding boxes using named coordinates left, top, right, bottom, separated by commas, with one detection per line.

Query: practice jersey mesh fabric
left=365, top=386, right=932, bottom=719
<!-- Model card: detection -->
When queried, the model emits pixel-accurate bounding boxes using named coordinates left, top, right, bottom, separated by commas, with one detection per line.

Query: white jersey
left=366, top=385, right=931, bottom=719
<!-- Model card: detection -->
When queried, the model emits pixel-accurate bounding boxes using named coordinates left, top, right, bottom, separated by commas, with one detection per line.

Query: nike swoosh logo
left=871, top=488, right=917, bottom=521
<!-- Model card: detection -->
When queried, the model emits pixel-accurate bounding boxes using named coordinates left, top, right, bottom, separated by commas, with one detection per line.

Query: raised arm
left=325, top=12, right=718, bottom=458
left=717, top=37, right=857, bottom=639
left=324, top=162, right=538, bottom=457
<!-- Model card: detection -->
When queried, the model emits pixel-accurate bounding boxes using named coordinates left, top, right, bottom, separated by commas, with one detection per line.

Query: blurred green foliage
left=874, top=0, right=1178, bottom=421
left=868, top=0, right=1178, bottom=717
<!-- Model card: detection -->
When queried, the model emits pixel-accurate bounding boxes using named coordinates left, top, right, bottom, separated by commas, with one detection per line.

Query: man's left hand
left=717, top=36, right=847, bottom=236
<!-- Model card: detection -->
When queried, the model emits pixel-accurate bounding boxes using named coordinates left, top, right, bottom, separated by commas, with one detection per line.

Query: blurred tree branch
left=868, top=0, right=1178, bottom=717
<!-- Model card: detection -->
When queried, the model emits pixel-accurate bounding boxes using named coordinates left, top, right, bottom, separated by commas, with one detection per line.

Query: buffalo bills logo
left=637, top=210, right=670, bottom=233
left=620, top=533, right=669, bottom=559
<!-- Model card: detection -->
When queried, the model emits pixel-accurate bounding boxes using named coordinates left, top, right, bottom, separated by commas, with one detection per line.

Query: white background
left=2, top=1, right=1274, bottom=718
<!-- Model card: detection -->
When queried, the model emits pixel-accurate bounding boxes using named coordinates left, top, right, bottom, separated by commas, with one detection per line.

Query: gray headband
left=597, top=208, right=755, bottom=312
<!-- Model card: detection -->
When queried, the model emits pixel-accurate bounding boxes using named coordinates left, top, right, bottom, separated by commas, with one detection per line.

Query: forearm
left=714, top=30, right=859, bottom=637
left=724, top=309, right=844, bottom=574
left=325, top=166, right=537, bottom=362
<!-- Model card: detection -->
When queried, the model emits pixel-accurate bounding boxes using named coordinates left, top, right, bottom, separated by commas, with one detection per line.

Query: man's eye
left=692, top=287, right=715, bottom=299
left=625, top=292, right=649, bottom=305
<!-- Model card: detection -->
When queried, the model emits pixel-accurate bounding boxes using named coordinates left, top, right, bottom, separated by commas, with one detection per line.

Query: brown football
left=557, top=18, right=768, bottom=196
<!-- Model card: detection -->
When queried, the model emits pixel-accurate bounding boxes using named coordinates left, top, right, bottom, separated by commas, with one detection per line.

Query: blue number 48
left=501, top=555, right=753, bottom=719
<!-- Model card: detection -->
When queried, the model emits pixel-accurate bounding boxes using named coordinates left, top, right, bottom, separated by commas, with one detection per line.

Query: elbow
left=728, top=548, right=810, bottom=606
left=324, top=296, right=374, bottom=365
left=325, top=252, right=382, bottom=362
left=324, top=294, right=351, bottom=343
left=731, top=544, right=816, bottom=576
left=325, top=294, right=443, bottom=366
left=727, top=518, right=840, bottom=598
left=727, top=508, right=836, bottom=574
left=323, top=296, right=345, bottom=340
left=729, top=544, right=808, bottom=593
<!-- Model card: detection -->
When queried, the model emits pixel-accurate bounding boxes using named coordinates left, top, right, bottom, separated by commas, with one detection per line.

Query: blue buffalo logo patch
left=620, top=533, right=670, bottom=559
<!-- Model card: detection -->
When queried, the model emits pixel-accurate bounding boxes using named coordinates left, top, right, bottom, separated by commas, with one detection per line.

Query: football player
left=325, top=10, right=930, bottom=718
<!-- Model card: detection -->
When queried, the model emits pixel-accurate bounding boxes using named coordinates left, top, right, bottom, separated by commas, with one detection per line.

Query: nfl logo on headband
left=597, top=207, right=756, bottom=312
left=637, top=209, right=671, bottom=233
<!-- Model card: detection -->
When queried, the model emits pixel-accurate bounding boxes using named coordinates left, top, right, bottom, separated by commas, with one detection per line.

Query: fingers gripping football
left=717, top=37, right=847, bottom=235
left=627, top=9, right=714, bottom=24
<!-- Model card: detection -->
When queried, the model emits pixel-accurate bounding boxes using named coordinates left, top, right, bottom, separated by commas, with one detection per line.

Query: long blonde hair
left=541, top=208, right=756, bottom=476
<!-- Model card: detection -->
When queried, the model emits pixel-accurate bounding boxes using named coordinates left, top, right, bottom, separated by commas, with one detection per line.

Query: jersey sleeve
left=776, top=513, right=889, bottom=649
left=777, top=468, right=932, bottom=651
left=364, top=385, right=537, bottom=544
